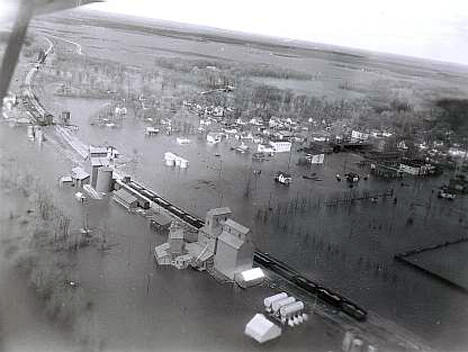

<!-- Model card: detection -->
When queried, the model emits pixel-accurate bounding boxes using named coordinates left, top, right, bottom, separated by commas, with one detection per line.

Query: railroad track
left=123, top=179, right=368, bottom=322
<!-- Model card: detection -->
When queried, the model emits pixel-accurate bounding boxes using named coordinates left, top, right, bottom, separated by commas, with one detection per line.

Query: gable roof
left=224, top=219, right=249, bottom=235
left=114, top=189, right=138, bottom=203
left=90, top=157, right=108, bottom=167
left=218, top=231, right=245, bottom=250
left=207, top=207, right=232, bottom=216
left=71, top=167, right=90, bottom=180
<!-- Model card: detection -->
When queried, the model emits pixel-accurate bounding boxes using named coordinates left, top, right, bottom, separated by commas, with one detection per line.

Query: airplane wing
left=0, top=0, right=103, bottom=107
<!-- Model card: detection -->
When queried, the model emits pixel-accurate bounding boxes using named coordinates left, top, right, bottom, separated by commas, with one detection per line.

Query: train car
left=183, top=214, right=198, bottom=223
left=317, top=287, right=342, bottom=307
left=193, top=220, right=205, bottom=229
left=145, top=189, right=158, bottom=199
left=290, top=276, right=319, bottom=294
left=340, top=301, right=367, bottom=321
left=183, top=214, right=203, bottom=227
left=254, top=251, right=274, bottom=267
left=129, top=182, right=144, bottom=191
left=181, top=215, right=197, bottom=227
left=139, top=189, right=155, bottom=201
left=167, top=205, right=185, bottom=217
left=154, top=197, right=170, bottom=207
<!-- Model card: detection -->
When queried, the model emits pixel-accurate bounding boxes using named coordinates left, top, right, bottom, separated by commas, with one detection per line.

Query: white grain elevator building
left=214, top=219, right=254, bottom=279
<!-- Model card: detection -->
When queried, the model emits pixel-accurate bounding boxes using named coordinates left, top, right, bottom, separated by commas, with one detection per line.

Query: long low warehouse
left=113, top=189, right=139, bottom=210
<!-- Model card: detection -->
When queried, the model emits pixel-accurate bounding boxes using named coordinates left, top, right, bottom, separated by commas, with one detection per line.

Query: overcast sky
left=86, top=0, right=468, bottom=65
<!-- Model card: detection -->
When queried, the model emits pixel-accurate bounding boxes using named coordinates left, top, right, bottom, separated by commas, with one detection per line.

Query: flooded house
left=274, top=171, right=292, bottom=185
left=269, top=140, right=292, bottom=153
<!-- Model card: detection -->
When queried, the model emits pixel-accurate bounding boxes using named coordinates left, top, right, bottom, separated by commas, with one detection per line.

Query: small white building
left=269, top=140, right=291, bottom=153
left=275, top=172, right=292, bottom=185
left=176, top=137, right=191, bottom=145
left=145, top=126, right=159, bottom=136
left=257, top=144, right=275, bottom=154
left=351, top=130, right=370, bottom=142
left=245, top=314, right=282, bottom=344
left=207, top=132, right=223, bottom=144
left=164, top=152, right=189, bottom=168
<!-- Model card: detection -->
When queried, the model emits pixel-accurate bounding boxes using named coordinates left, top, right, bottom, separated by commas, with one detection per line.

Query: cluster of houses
left=182, top=98, right=468, bottom=182
left=197, top=113, right=309, bottom=156
left=154, top=207, right=262, bottom=284
left=183, top=100, right=232, bottom=119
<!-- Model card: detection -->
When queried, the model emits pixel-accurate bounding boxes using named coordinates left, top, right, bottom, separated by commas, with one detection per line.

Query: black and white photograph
left=0, top=1, right=468, bottom=351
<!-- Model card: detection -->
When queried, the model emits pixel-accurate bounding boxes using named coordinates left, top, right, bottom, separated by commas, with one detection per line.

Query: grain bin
left=96, top=167, right=113, bottom=193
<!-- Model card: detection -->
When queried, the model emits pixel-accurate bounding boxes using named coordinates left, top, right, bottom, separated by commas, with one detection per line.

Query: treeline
left=430, top=98, right=468, bottom=142
left=154, top=56, right=312, bottom=87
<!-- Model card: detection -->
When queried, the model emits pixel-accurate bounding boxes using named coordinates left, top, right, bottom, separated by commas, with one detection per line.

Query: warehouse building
left=71, top=166, right=90, bottom=187
left=112, top=189, right=138, bottom=210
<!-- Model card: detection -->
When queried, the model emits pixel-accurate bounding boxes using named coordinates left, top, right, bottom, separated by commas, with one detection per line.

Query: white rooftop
left=244, top=314, right=281, bottom=344
left=71, top=167, right=90, bottom=180
left=224, top=219, right=250, bottom=235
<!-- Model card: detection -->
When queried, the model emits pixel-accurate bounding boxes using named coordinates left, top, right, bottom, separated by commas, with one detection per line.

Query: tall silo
left=96, top=167, right=113, bottom=193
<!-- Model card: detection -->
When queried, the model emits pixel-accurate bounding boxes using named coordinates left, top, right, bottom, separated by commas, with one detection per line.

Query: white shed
left=244, top=314, right=282, bottom=344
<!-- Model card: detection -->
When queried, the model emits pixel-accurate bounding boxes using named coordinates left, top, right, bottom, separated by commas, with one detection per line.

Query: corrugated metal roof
left=207, top=207, right=232, bottom=216
left=90, top=157, right=107, bottom=167
left=149, top=213, right=172, bottom=227
left=89, top=146, right=108, bottom=154
left=218, top=231, right=245, bottom=250
left=71, top=167, right=90, bottom=180
left=224, top=219, right=250, bottom=235
left=186, top=242, right=213, bottom=262
left=114, top=189, right=138, bottom=204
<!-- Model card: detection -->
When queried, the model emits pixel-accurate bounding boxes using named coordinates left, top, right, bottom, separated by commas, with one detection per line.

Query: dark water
left=1, top=95, right=468, bottom=350
left=51, top=96, right=468, bottom=348
left=0, top=122, right=341, bottom=351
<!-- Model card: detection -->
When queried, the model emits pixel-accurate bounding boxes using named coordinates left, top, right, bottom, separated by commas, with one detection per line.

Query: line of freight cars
left=125, top=180, right=204, bottom=229
left=254, top=250, right=367, bottom=322
left=124, top=180, right=367, bottom=322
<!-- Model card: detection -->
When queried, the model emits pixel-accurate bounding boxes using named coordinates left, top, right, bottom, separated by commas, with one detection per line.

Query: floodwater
left=1, top=94, right=466, bottom=350
left=58, top=98, right=468, bottom=351
left=0, top=120, right=341, bottom=351
left=1, top=12, right=467, bottom=350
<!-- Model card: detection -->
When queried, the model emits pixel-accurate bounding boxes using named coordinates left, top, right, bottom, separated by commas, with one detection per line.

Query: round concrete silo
left=96, top=167, right=113, bottom=193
